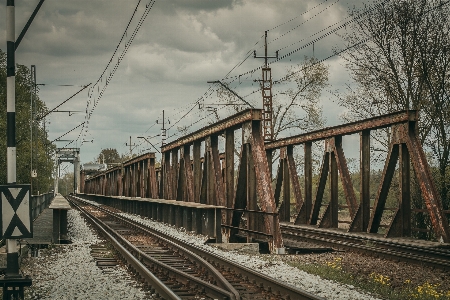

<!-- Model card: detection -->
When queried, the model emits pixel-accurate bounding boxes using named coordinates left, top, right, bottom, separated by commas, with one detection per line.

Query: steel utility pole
left=254, top=30, right=278, bottom=142
left=30, top=65, right=35, bottom=190
left=126, top=136, right=136, bottom=156
left=2, top=1, right=46, bottom=298
left=157, top=110, right=167, bottom=147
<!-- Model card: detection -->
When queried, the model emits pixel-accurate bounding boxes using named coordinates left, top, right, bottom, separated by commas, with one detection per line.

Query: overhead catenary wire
left=268, top=0, right=341, bottom=46
left=76, top=0, right=157, bottom=146
left=37, top=83, right=91, bottom=121
left=163, top=1, right=391, bottom=142
left=51, top=122, right=86, bottom=143
left=267, top=0, right=331, bottom=32
left=159, top=1, right=335, bottom=130
left=161, top=1, right=355, bottom=141
left=274, top=0, right=450, bottom=84
left=222, top=0, right=392, bottom=85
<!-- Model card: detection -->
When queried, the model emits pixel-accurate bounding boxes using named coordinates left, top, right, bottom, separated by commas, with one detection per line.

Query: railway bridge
left=80, top=109, right=450, bottom=253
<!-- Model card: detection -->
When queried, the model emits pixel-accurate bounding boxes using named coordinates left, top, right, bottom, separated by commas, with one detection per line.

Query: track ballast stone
left=21, top=210, right=150, bottom=300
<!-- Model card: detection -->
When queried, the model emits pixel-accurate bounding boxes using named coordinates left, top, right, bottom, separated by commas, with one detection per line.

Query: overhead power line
left=267, top=0, right=331, bottom=32
left=75, top=0, right=157, bottom=146
left=36, top=83, right=91, bottom=121
left=50, top=122, right=85, bottom=143
left=275, top=0, right=450, bottom=84
left=268, top=0, right=341, bottom=46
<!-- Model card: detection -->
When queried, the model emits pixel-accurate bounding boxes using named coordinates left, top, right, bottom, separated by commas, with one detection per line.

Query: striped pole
left=7, top=0, right=15, bottom=184
left=6, top=0, right=19, bottom=276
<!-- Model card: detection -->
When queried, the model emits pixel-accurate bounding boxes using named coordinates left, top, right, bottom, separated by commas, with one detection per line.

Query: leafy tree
left=97, top=148, right=121, bottom=165
left=0, top=49, right=54, bottom=194
left=58, top=172, right=74, bottom=196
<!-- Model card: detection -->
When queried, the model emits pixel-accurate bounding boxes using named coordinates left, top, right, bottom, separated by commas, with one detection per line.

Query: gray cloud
left=0, top=0, right=370, bottom=165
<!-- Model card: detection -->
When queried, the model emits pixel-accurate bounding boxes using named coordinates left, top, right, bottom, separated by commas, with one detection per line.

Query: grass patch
left=286, top=258, right=450, bottom=300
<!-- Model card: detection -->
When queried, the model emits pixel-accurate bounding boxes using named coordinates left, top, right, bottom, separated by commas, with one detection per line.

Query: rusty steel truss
left=81, top=109, right=450, bottom=248
left=81, top=152, right=159, bottom=199
left=161, top=109, right=283, bottom=252
left=265, top=110, right=450, bottom=243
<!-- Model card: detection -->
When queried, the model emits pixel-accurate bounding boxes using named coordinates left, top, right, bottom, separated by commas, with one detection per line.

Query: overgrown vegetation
left=286, top=258, right=450, bottom=300
left=0, top=49, right=54, bottom=194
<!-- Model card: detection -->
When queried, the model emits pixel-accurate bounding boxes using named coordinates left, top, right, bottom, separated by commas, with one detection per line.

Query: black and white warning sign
left=0, top=185, right=33, bottom=239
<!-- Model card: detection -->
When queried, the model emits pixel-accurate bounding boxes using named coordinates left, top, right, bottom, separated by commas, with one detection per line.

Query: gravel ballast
left=21, top=210, right=149, bottom=300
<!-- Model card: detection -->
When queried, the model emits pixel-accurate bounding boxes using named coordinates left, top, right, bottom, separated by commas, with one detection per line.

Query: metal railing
left=31, top=192, right=54, bottom=220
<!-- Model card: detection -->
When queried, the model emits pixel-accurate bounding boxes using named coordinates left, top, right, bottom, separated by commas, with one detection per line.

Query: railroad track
left=281, top=223, right=450, bottom=270
left=67, top=195, right=322, bottom=300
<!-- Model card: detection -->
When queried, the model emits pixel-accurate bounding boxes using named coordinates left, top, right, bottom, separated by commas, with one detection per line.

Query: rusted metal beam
left=225, top=130, right=234, bottom=228
left=230, top=144, right=248, bottom=241
left=320, top=145, right=339, bottom=228
left=171, top=149, right=179, bottom=200
left=309, top=152, right=329, bottom=225
left=265, top=110, right=417, bottom=150
left=199, top=155, right=208, bottom=204
left=273, top=156, right=284, bottom=208
left=406, top=124, right=450, bottom=243
left=368, top=143, right=399, bottom=234
left=193, top=141, right=202, bottom=202
left=162, top=151, right=171, bottom=199
left=210, top=135, right=226, bottom=207
left=250, top=120, right=283, bottom=250
left=177, top=154, right=186, bottom=201
left=286, top=146, right=303, bottom=218
left=247, top=143, right=257, bottom=242
left=183, top=145, right=195, bottom=202
left=149, top=157, right=158, bottom=198
left=280, top=154, right=290, bottom=222
left=349, top=130, right=371, bottom=232
left=242, top=123, right=257, bottom=241
left=333, top=136, right=358, bottom=217
left=122, top=152, right=155, bottom=167
left=295, top=142, right=312, bottom=225
left=400, top=144, right=411, bottom=236
left=205, top=138, right=215, bottom=205
left=162, top=109, right=262, bottom=152
left=386, top=143, right=411, bottom=238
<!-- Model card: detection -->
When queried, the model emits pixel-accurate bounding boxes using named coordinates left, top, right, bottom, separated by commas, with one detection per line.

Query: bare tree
left=218, top=56, right=328, bottom=139
left=338, top=0, right=450, bottom=211
left=272, top=57, right=328, bottom=140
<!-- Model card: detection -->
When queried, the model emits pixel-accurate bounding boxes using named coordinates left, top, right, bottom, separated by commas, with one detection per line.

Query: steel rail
left=281, top=224, right=450, bottom=270
left=69, top=199, right=180, bottom=300
left=75, top=196, right=324, bottom=300
left=110, top=214, right=240, bottom=300
left=68, top=196, right=237, bottom=300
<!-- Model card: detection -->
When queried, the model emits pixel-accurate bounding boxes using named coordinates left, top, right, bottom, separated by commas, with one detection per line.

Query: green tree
left=58, top=172, right=74, bottom=196
left=97, top=148, right=121, bottom=165
left=0, top=49, right=54, bottom=194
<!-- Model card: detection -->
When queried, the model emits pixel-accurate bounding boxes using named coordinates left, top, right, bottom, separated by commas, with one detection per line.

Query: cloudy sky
left=1, top=0, right=366, bottom=168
